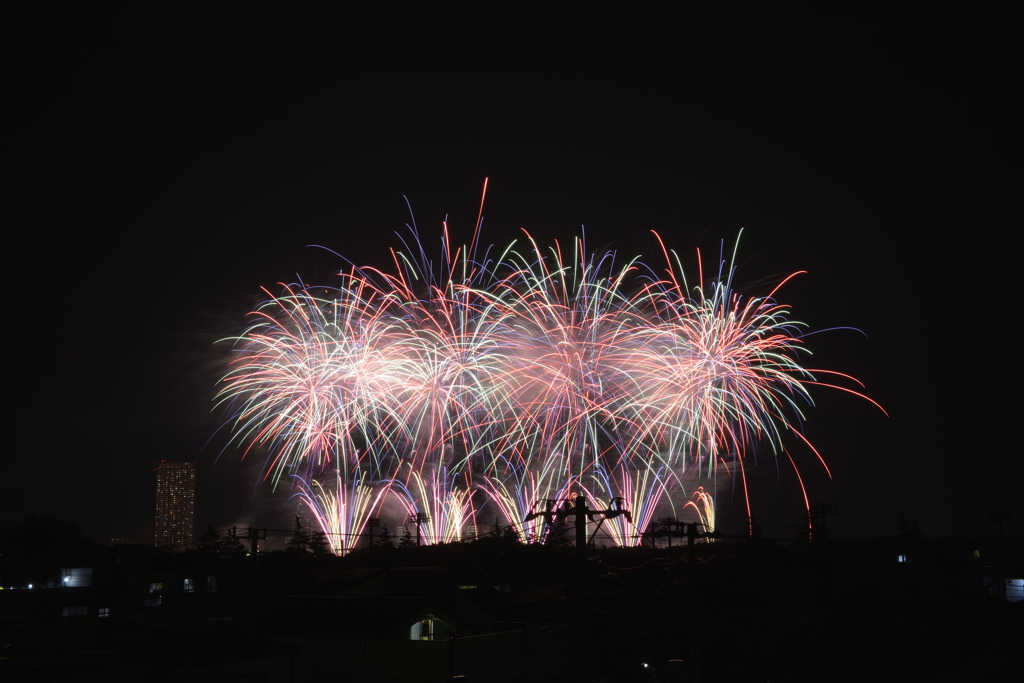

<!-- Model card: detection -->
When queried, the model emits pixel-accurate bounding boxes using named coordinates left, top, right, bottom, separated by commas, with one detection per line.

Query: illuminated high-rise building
left=154, top=460, right=196, bottom=549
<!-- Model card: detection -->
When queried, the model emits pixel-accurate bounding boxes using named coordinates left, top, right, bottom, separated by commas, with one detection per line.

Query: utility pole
left=367, top=517, right=380, bottom=548
left=235, top=527, right=267, bottom=556
left=525, top=493, right=632, bottom=676
left=572, top=496, right=590, bottom=677
left=645, top=517, right=719, bottom=555
left=811, top=502, right=838, bottom=543
left=685, top=521, right=703, bottom=559
left=410, top=512, right=430, bottom=546
left=447, top=631, right=457, bottom=680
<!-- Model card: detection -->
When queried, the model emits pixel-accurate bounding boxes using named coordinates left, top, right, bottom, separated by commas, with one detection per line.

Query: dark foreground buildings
left=0, top=530, right=1021, bottom=682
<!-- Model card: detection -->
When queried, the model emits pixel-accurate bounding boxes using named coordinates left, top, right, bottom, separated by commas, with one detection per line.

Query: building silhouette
left=154, top=460, right=196, bottom=548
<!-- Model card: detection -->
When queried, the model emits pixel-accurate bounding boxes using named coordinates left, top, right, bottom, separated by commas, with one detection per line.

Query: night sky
left=9, top=8, right=1016, bottom=543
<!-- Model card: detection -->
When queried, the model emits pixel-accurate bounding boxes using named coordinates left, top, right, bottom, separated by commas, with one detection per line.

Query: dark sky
left=9, top=8, right=1016, bottom=543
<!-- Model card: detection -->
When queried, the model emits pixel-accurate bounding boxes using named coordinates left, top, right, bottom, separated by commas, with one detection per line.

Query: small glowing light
left=28, top=584, right=33, bottom=589
left=643, top=663, right=649, bottom=668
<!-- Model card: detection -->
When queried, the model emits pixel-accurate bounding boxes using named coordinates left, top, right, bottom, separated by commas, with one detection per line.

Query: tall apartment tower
left=154, top=460, right=196, bottom=548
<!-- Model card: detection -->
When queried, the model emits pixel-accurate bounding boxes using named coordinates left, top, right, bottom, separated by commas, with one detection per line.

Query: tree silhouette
left=308, top=531, right=331, bottom=557
left=287, top=515, right=310, bottom=553
left=378, top=523, right=395, bottom=549
left=546, top=519, right=569, bottom=547
left=503, top=521, right=520, bottom=543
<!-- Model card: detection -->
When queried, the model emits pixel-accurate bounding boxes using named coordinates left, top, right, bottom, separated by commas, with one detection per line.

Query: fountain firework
left=215, top=195, right=881, bottom=552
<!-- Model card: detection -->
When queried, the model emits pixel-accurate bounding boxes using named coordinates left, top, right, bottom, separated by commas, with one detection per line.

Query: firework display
left=216, top=216, right=878, bottom=553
